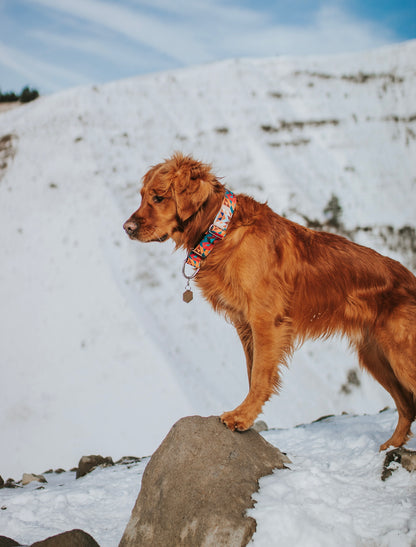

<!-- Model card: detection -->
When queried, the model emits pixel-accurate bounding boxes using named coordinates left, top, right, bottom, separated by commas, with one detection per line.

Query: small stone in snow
left=22, top=473, right=47, bottom=486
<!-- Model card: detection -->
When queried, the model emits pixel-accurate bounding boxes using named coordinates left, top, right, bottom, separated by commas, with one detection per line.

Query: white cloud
left=25, top=0, right=214, bottom=64
left=0, top=41, right=90, bottom=92
left=216, top=4, right=397, bottom=58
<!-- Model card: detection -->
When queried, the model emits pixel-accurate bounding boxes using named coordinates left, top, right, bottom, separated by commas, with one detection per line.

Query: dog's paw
left=220, top=410, right=253, bottom=432
left=379, top=441, right=392, bottom=452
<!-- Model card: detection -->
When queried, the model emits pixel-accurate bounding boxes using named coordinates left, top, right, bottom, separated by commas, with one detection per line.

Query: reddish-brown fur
left=124, top=153, right=416, bottom=450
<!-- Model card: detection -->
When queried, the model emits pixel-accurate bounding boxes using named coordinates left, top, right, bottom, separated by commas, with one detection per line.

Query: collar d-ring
left=182, top=260, right=200, bottom=280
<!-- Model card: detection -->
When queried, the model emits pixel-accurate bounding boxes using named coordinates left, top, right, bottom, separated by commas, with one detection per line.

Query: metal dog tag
left=183, top=289, right=193, bottom=303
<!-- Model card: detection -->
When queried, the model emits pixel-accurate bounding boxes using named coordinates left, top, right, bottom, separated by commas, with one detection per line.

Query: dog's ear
left=170, top=156, right=214, bottom=221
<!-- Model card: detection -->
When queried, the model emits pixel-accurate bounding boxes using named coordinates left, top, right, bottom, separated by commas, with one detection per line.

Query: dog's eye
left=152, top=195, right=165, bottom=204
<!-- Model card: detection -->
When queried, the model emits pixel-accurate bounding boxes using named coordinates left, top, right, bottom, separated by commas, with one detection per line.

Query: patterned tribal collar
left=182, top=189, right=237, bottom=303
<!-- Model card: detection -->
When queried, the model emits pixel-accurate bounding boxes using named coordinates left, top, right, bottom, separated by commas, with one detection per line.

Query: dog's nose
left=123, top=219, right=138, bottom=236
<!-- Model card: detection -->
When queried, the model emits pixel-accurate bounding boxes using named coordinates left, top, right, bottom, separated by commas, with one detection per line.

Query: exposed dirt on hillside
left=0, top=102, right=21, bottom=114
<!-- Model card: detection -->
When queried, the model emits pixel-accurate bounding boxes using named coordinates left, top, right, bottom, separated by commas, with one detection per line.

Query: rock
left=31, top=529, right=100, bottom=546
left=382, top=447, right=416, bottom=480
left=115, top=456, right=142, bottom=465
left=119, top=415, right=290, bottom=547
left=0, top=476, right=4, bottom=488
left=22, top=473, right=47, bottom=486
left=76, top=455, right=114, bottom=479
left=252, top=420, right=268, bottom=432
left=3, top=479, right=19, bottom=489
left=0, top=536, right=20, bottom=546
left=312, top=414, right=335, bottom=423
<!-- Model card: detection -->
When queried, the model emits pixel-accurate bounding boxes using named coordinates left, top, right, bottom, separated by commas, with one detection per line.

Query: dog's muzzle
left=123, top=218, right=168, bottom=242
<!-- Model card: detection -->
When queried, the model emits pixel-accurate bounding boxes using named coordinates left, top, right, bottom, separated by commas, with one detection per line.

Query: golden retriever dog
left=123, top=152, right=416, bottom=450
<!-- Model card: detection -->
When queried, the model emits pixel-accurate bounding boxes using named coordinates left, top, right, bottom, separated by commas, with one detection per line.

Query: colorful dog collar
left=182, top=189, right=236, bottom=303
left=185, top=189, right=236, bottom=270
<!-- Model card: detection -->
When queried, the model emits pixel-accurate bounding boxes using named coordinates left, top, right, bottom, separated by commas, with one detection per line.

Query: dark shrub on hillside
left=0, top=91, right=19, bottom=103
left=19, top=86, right=39, bottom=103
left=324, top=194, right=343, bottom=228
left=0, top=86, right=39, bottom=103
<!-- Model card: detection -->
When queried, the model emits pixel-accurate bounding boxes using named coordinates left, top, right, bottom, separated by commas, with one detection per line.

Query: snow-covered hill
left=0, top=40, right=415, bottom=480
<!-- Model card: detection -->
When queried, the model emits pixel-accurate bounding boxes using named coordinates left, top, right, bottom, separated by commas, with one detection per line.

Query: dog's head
left=123, top=153, right=219, bottom=243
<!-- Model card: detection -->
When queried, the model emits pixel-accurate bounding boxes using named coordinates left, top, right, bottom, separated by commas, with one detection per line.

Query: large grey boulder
left=119, top=415, right=290, bottom=547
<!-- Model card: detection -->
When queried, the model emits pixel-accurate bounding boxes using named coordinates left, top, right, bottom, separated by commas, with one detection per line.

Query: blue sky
left=0, top=0, right=415, bottom=95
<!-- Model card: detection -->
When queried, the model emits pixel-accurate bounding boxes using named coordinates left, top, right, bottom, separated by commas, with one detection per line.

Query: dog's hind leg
left=356, top=335, right=415, bottom=451
left=221, top=318, right=293, bottom=431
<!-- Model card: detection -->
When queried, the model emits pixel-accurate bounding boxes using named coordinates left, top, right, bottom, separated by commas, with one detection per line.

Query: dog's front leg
left=221, top=319, right=293, bottom=431
left=233, top=319, right=253, bottom=386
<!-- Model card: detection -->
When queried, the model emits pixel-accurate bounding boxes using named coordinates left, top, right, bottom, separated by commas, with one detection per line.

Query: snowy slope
left=1, top=412, right=416, bottom=546
left=0, top=40, right=415, bottom=479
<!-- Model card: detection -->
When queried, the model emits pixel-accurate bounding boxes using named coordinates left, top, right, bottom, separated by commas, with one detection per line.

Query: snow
left=1, top=412, right=416, bottom=546
left=0, top=458, right=148, bottom=545
left=0, top=40, right=416, bottom=544
left=252, top=412, right=416, bottom=546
